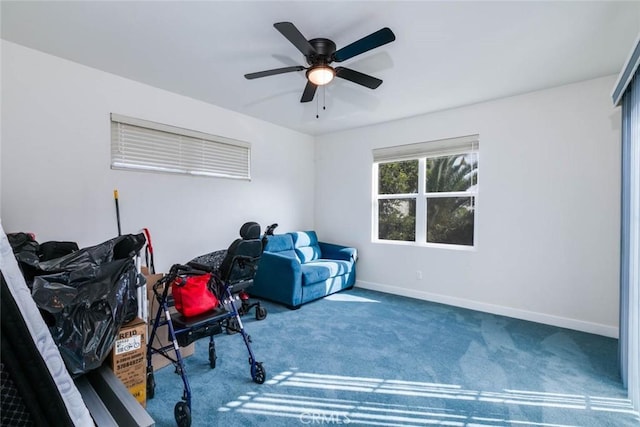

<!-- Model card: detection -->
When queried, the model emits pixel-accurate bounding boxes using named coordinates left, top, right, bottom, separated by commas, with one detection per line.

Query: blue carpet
left=145, top=288, right=639, bottom=426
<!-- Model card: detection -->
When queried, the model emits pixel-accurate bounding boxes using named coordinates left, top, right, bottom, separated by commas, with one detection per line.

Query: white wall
left=315, top=75, right=622, bottom=337
left=1, top=41, right=622, bottom=337
left=1, top=41, right=315, bottom=271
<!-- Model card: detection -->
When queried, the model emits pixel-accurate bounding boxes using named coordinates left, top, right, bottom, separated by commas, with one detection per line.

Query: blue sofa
left=251, top=231, right=357, bottom=309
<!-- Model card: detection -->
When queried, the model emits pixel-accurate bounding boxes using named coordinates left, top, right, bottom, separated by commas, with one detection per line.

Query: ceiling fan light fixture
left=247, top=22, right=395, bottom=103
left=307, top=66, right=335, bottom=86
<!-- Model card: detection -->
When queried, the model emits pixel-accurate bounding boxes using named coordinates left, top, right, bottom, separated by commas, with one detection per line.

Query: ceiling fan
left=244, top=22, right=396, bottom=103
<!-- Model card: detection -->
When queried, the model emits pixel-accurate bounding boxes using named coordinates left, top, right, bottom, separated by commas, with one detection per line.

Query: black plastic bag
left=30, top=234, right=145, bottom=376
left=39, top=241, right=79, bottom=261
left=7, top=232, right=41, bottom=281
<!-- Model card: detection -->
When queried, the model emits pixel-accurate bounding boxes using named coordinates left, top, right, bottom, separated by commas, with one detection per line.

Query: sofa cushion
left=290, top=231, right=322, bottom=263
left=264, top=234, right=298, bottom=259
left=300, top=260, right=353, bottom=285
left=300, top=263, right=330, bottom=285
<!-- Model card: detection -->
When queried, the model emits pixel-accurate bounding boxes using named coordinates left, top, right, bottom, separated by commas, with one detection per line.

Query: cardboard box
left=144, top=269, right=195, bottom=371
left=142, top=266, right=164, bottom=301
left=109, top=317, right=147, bottom=407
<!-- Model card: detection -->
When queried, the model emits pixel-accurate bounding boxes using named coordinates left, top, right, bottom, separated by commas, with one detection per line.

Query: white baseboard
left=356, top=280, right=619, bottom=338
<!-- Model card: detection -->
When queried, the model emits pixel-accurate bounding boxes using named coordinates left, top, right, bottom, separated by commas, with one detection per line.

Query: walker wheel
left=255, top=306, right=267, bottom=321
left=251, top=362, right=266, bottom=384
left=146, top=372, right=155, bottom=399
left=174, top=401, right=191, bottom=427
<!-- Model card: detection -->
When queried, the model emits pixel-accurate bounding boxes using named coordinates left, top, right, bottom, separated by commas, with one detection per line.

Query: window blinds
left=618, top=65, right=640, bottom=413
left=110, top=113, right=251, bottom=180
left=372, top=134, right=479, bottom=163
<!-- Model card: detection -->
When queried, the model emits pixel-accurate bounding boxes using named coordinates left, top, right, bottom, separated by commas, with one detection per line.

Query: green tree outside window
left=378, top=160, right=418, bottom=240
left=426, top=155, right=477, bottom=245
left=376, top=152, right=477, bottom=246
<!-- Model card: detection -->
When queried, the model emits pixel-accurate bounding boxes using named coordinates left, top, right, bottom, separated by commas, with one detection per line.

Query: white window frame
left=110, top=113, right=251, bottom=180
left=372, top=134, right=479, bottom=249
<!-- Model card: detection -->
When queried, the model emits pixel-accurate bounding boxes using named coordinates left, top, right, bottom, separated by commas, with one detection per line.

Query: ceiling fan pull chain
left=323, top=86, right=326, bottom=111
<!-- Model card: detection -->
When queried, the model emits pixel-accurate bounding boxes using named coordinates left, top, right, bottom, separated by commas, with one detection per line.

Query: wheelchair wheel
left=174, top=401, right=191, bottom=427
left=251, top=362, right=266, bottom=384
left=255, top=306, right=267, bottom=321
left=146, top=371, right=155, bottom=399
left=209, top=343, right=217, bottom=369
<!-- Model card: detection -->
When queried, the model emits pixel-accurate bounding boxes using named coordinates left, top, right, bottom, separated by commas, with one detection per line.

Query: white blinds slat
left=110, top=115, right=250, bottom=180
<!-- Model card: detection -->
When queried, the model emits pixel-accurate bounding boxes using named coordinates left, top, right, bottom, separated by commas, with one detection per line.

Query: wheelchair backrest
left=220, top=222, right=263, bottom=283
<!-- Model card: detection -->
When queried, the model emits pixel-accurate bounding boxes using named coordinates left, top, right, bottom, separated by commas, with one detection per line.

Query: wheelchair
left=145, top=222, right=274, bottom=427
left=187, top=222, right=277, bottom=328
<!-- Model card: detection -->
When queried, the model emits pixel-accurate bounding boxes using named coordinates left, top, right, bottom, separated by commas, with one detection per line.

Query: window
left=110, top=113, right=251, bottom=180
left=373, top=135, right=479, bottom=247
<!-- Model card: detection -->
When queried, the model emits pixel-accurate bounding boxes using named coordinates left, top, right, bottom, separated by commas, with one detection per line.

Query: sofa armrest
left=252, top=251, right=303, bottom=307
left=318, top=242, right=358, bottom=263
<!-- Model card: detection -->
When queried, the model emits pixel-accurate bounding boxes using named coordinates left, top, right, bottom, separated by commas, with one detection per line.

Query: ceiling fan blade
left=300, top=81, right=317, bottom=103
left=335, top=67, right=382, bottom=89
left=333, top=27, right=395, bottom=63
left=244, top=66, right=305, bottom=79
left=274, top=22, right=317, bottom=57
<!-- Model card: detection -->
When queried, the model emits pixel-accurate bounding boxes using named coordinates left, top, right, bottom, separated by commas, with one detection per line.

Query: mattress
left=0, top=221, right=93, bottom=426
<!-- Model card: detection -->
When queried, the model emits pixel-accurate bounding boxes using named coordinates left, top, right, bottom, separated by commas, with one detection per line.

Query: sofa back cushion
left=290, top=231, right=322, bottom=264
left=264, top=234, right=298, bottom=259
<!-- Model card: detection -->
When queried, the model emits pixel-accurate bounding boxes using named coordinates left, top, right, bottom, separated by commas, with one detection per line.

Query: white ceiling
left=2, top=1, right=639, bottom=136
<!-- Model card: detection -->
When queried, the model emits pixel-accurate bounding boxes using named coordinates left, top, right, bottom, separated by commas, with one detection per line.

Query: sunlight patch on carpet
left=219, top=390, right=581, bottom=427
left=324, top=293, right=380, bottom=303
left=217, top=370, right=637, bottom=426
